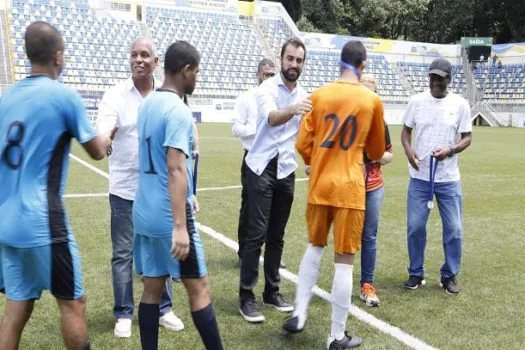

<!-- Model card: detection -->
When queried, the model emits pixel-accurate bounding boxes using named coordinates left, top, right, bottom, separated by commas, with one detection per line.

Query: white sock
left=292, top=244, right=323, bottom=328
left=330, top=263, right=354, bottom=341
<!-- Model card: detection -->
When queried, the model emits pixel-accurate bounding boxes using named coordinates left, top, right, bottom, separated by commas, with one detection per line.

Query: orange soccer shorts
left=306, top=204, right=365, bottom=254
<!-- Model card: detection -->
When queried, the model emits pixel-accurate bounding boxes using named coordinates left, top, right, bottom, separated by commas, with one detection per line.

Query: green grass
left=2, top=124, right=525, bottom=349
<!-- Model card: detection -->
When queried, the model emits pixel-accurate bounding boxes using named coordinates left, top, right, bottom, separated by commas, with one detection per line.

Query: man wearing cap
left=400, top=58, right=472, bottom=295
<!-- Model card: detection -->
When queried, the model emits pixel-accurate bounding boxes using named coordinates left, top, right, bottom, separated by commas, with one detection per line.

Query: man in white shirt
left=401, top=58, right=472, bottom=295
left=239, top=37, right=312, bottom=323
left=96, top=37, right=184, bottom=338
left=231, top=58, right=276, bottom=265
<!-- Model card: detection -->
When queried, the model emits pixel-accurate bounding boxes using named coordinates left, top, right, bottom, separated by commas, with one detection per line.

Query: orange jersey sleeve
left=296, top=109, right=315, bottom=166
left=298, top=81, right=386, bottom=210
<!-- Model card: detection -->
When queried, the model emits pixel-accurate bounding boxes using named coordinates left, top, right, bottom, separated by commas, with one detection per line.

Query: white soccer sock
left=330, top=263, right=354, bottom=341
left=292, top=244, right=323, bottom=329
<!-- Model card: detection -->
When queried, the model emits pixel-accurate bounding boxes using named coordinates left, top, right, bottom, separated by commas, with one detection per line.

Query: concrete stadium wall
left=190, top=99, right=408, bottom=125
left=495, top=113, right=525, bottom=128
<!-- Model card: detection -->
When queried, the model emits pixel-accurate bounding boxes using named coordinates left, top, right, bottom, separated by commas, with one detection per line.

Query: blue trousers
left=406, top=178, right=463, bottom=279
left=360, top=186, right=384, bottom=285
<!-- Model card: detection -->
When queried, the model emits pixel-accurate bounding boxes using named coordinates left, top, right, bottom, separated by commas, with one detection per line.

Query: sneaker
left=114, top=318, right=132, bottom=338
left=279, top=260, right=287, bottom=269
left=359, top=283, right=380, bottom=307
left=159, top=311, right=185, bottom=331
left=327, top=331, right=363, bottom=349
left=282, top=315, right=305, bottom=334
left=440, top=277, right=460, bottom=295
left=403, top=275, right=426, bottom=290
left=263, top=293, right=294, bottom=312
left=239, top=299, right=265, bottom=323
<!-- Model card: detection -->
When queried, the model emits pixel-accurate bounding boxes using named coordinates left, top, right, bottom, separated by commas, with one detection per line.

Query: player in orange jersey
left=283, top=41, right=385, bottom=350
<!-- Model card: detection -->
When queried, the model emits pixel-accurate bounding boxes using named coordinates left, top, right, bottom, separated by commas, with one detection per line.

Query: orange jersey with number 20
left=296, top=80, right=385, bottom=210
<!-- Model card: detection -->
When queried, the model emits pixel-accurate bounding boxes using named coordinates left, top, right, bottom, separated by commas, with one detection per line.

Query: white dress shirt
left=246, top=73, right=308, bottom=179
left=231, top=87, right=258, bottom=151
left=403, top=91, right=472, bottom=183
left=96, top=77, right=155, bottom=200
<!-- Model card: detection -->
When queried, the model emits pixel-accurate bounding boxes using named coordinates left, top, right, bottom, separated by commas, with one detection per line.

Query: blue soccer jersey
left=0, top=76, right=96, bottom=248
left=133, top=89, right=193, bottom=238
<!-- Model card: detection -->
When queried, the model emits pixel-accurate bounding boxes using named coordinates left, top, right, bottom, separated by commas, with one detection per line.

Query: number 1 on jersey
left=145, top=136, right=157, bottom=174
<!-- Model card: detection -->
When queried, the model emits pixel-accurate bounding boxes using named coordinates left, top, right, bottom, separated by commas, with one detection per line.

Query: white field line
left=197, top=223, right=437, bottom=350
left=69, top=154, right=109, bottom=179
left=69, top=154, right=437, bottom=350
left=64, top=193, right=108, bottom=198
left=197, top=177, right=308, bottom=192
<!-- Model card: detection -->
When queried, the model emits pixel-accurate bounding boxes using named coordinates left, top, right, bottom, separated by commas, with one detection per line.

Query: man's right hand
left=171, top=226, right=190, bottom=261
left=405, top=149, right=420, bottom=171
left=105, top=126, right=118, bottom=156
left=290, top=99, right=312, bottom=116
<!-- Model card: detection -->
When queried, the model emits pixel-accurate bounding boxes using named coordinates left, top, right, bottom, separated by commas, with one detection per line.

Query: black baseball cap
left=429, top=58, right=452, bottom=77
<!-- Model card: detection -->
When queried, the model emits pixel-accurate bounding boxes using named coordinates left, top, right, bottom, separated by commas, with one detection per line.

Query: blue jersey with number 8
left=0, top=76, right=95, bottom=248
left=133, top=89, right=193, bottom=238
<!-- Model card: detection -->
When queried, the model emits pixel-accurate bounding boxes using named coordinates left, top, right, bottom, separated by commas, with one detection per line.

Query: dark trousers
left=239, top=157, right=295, bottom=302
left=237, top=150, right=249, bottom=259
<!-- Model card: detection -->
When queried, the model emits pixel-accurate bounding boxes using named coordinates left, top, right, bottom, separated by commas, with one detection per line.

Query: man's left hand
left=432, top=147, right=452, bottom=161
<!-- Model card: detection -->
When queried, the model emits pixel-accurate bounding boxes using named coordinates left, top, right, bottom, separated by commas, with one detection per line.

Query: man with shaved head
left=97, top=37, right=184, bottom=338
left=0, top=21, right=114, bottom=349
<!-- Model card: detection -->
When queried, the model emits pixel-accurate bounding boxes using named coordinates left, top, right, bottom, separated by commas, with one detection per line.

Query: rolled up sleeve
left=257, top=80, right=278, bottom=123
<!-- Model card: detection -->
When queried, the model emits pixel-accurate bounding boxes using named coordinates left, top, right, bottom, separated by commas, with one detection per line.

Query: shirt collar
left=276, top=72, right=299, bottom=94
left=126, top=76, right=157, bottom=92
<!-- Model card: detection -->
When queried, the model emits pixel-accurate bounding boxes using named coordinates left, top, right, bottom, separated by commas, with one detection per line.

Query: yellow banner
left=238, top=0, right=255, bottom=16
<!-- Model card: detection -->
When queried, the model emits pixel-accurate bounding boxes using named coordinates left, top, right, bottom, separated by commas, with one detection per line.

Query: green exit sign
left=461, top=37, right=493, bottom=47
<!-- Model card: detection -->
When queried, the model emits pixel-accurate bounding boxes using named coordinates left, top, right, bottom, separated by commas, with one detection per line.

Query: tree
left=296, top=16, right=321, bottom=33
left=338, top=0, right=430, bottom=40
left=293, top=0, right=525, bottom=44
left=301, top=0, right=347, bottom=34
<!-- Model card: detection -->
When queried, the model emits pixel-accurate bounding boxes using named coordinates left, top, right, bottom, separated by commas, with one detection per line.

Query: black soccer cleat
left=282, top=316, right=304, bottom=334
left=327, top=331, right=363, bottom=349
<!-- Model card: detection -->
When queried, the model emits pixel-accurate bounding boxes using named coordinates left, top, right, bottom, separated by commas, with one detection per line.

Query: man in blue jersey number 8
left=0, top=22, right=114, bottom=349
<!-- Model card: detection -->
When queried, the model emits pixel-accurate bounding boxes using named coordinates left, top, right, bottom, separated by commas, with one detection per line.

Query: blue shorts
left=134, top=206, right=207, bottom=280
left=0, top=239, right=84, bottom=301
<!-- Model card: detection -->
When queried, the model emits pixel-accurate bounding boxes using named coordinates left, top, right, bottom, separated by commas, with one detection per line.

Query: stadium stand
left=473, top=64, right=525, bottom=103
left=256, top=17, right=293, bottom=59
left=256, top=17, right=411, bottom=102
left=2, top=0, right=524, bottom=124
left=299, top=50, right=411, bottom=102
left=7, top=0, right=141, bottom=119
left=399, top=62, right=466, bottom=95
left=146, top=6, right=265, bottom=98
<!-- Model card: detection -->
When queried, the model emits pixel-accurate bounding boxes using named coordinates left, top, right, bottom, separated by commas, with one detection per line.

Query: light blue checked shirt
left=246, top=73, right=308, bottom=179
